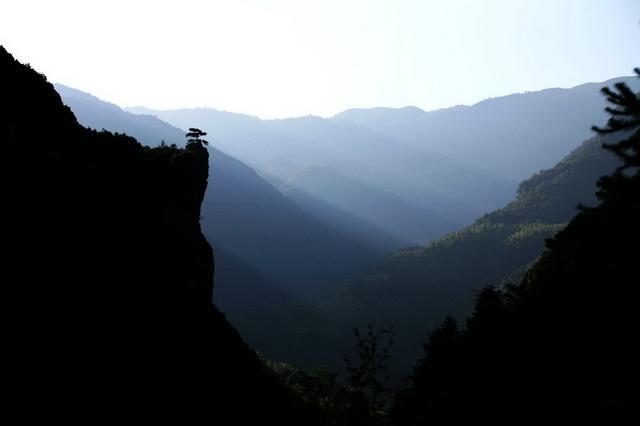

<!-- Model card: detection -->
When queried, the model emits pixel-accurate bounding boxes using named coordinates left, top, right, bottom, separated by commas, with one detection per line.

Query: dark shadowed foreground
left=1, top=45, right=318, bottom=423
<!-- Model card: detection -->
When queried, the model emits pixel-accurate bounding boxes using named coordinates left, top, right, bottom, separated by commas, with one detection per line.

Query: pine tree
left=591, top=68, right=640, bottom=201
left=185, top=127, right=209, bottom=147
left=345, top=323, right=394, bottom=418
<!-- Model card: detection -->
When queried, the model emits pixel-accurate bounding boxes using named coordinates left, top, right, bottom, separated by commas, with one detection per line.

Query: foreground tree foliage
left=345, top=323, right=395, bottom=419
left=391, top=71, right=640, bottom=425
left=263, top=357, right=379, bottom=426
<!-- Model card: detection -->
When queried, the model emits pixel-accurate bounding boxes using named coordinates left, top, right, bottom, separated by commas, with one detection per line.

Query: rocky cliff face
left=1, top=46, right=313, bottom=423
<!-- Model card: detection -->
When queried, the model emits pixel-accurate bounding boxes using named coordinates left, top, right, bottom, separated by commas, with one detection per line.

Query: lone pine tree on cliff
left=186, top=128, right=209, bottom=147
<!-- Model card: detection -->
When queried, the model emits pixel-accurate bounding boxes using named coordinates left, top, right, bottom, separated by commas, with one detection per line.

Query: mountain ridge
left=334, top=76, right=639, bottom=182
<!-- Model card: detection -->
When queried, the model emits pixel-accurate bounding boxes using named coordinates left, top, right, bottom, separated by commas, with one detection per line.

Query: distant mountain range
left=129, top=76, right=639, bottom=237
left=128, top=106, right=514, bottom=228
left=55, top=83, right=396, bottom=297
left=334, top=77, right=639, bottom=181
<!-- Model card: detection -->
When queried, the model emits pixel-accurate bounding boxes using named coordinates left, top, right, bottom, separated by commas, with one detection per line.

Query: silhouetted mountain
left=2, top=46, right=315, bottom=422
left=315, top=131, right=622, bottom=378
left=60, top=85, right=394, bottom=296
left=55, top=84, right=399, bottom=369
left=334, top=77, right=639, bottom=181
left=129, top=106, right=514, bottom=225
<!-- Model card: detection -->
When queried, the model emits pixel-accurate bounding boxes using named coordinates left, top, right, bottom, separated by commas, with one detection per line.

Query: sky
left=1, top=0, right=639, bottom=118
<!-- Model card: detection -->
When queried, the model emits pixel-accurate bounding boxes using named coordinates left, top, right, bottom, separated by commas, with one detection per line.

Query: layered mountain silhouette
left=55, top=84, right=405, bottom=366
left=129, top=79, right=639, bottom=233
left=129, top=106, right=514, bottom=226
left=56, top=84, right=396, bottom=299
left=5, top=19, right=637, bottom=422
left=126, top=76, right=636, bottom=372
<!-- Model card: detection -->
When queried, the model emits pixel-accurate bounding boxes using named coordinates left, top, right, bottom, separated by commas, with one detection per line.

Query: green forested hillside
left=391, top=75, right=640, bottom=425
left=317, top=131, right=622, bottom=376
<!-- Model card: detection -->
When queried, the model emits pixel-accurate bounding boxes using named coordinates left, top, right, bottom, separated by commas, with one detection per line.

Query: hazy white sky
left=1, top=0, right=639, bottom=118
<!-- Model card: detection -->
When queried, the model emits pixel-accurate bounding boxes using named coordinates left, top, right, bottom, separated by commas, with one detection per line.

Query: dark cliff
left=1, top=46, right=312, bottom=422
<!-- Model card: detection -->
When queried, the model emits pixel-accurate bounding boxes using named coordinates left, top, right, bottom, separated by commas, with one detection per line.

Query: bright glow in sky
left=1, top=0, right=639, bottom=118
